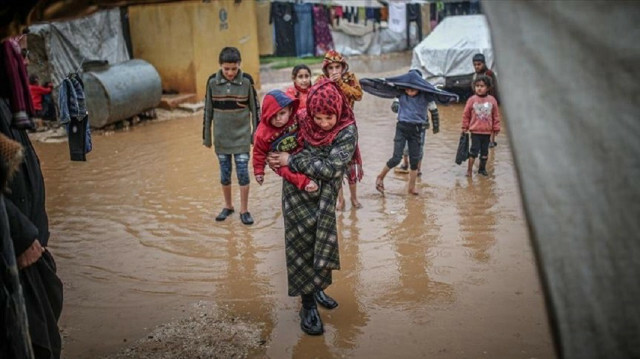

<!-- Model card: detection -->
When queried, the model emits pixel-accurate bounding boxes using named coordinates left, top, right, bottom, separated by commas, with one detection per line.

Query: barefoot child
left=461, top=75, right=501, bottom=177
left=285, top=64, right=312, bottom=111
left=253, top=90, right=318, bottom=192
left=371, top=70, right=454, bottom=195
left=267, top=79, right=358, bottom=335
left=316, top=50, right=363, bottom=210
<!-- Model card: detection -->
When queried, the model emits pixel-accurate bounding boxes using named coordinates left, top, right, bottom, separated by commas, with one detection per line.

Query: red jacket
left=285, top=85, right=308, bottom=111
left=253, top=90, right=310, bottom=190
left=29, top=84, right=52, bottom=111
left=461, top=94, right=501, bottom=135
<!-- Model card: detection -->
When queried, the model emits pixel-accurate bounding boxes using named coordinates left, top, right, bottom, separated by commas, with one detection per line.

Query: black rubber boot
left=478, top=158, right=488, bottom=176
left=299, top=294, right=323, bottom=335
left=314, top=290, right=338, bottom=309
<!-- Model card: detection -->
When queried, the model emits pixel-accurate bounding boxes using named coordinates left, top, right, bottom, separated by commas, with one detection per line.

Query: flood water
left=36, top=53, right=555, bottom=358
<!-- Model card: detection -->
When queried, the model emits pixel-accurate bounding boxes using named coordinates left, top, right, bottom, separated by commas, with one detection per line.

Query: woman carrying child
left=267, top=79, right=358, bottom=335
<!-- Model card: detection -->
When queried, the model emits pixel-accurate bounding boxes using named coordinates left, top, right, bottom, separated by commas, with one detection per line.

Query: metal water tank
left=82, top=59, right=162, bottom=128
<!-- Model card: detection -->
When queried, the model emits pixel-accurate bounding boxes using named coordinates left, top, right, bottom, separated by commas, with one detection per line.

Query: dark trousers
left=469, top=133, right=491, bottom=158
left=386, top=122, right=422, bottom=170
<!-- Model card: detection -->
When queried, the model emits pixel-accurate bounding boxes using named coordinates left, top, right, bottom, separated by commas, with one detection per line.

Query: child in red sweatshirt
left=253, top=90, right=318, bottom=192
left=461, top=76, right=501, bottom=177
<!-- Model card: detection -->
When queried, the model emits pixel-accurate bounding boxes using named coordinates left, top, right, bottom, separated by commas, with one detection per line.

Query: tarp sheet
left=482, top=2, right=640, bottom=358
left=332, top=21, right=418, bottom=56
left=411, top=14, right=492, bottom=86
left=28, top=9, right=130, bottom=86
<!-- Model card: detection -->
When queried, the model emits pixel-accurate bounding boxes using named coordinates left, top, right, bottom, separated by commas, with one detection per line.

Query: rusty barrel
left=82, top=59, right=161, bottom=128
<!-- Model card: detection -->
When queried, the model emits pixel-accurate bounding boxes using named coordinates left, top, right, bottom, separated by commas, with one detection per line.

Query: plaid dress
left=283, top=124, right=357, bottom=296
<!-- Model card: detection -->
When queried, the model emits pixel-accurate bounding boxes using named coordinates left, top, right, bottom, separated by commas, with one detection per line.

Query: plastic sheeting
left=27, top=9, right=130, bottom=86
left=482, top=2, right=640, bottom=358
left=411, top=15, right=492, bottom=86
left=332, top=22, right=418, bottom=56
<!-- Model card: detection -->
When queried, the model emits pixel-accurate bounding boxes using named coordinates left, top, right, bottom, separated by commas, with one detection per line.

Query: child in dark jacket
left=375, top=70, right=441, bottom=196
left=461, top=75, right=501, bottom=177
left=253, top=90, right=318, bottom=192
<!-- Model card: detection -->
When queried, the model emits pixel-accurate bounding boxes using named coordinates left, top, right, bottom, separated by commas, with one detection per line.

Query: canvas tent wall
left=411, top=14, right=492, bottom=87
left=27, top=8, right=130, bottom=86
left=482, top=2, right=640, bottom=358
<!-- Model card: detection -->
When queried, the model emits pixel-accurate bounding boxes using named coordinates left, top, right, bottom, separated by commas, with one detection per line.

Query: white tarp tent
left=411, top=14, right=493, bottom=87
left=27, top=9, right=130, bottom=86
left=332, top=20, right=418, bottom=56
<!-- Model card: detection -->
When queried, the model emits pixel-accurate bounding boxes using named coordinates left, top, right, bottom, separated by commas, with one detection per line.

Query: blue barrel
left=82, top=59, right=162, bottom=128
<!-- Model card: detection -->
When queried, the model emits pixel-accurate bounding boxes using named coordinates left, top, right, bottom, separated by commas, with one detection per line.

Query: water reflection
left=217, top=229, right=275, bottom=340
left=329, top=210, right=368, bottom=350
left=456, top=175, right=498, bottom=264
left=384, top=194, right=453, bottom=305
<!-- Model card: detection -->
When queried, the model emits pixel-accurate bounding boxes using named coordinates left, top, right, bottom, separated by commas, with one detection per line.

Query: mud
left=34, top=52, right=555, bottom=358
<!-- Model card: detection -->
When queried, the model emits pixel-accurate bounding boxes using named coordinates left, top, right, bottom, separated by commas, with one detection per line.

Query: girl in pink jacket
left=461, top=76, right=501, bottom=177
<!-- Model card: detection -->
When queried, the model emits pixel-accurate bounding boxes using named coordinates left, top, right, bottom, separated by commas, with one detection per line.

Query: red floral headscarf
left=299, top=79, right=354, bottom=147
left=322, top=50, right=349, bottom=76
left=299, top=79, right=363, bottom=182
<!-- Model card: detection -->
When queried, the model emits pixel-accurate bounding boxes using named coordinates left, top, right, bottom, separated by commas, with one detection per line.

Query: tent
left=27, top=9, right=130, bottom=86
left=411, top=14, right=493, bottom=89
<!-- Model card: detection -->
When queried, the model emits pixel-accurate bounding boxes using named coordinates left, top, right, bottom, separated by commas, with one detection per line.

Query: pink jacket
left=461, top=94, right=501, bottom=135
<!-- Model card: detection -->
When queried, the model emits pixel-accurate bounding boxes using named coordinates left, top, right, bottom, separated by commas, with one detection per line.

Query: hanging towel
left=388, top=3, right=406, bottom=33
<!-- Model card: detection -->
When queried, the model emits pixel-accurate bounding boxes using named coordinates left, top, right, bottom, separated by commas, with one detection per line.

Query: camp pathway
left=37, top=54, right=555, bottom=358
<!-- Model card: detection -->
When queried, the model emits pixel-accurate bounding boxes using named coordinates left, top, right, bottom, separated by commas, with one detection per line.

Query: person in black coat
left=1, top=132, right=34, bottom=359
left=0, top=38, right=63, bottom=359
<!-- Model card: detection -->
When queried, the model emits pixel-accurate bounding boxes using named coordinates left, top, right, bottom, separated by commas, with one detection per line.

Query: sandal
left=375, top=177, right=385, bottom=195
left=215, top=208, right=234, bottom=221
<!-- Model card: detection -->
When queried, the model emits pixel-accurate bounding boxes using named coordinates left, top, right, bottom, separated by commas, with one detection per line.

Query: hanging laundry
left=270, top=1, right=297, bottom=57
left=406, top=3, right=423, bottom=47
left=388, top=2, right=406, bottom=33
left=294, top=3, right=314, bottom=58
left=58, top=73, right=92, bottom=161
left=313, top=5, right=334, bottom=56
left=0, top=38, right=35, bottom=130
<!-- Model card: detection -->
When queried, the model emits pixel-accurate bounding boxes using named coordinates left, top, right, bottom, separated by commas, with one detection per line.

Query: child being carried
left=253, top=90, right=318, bottom=192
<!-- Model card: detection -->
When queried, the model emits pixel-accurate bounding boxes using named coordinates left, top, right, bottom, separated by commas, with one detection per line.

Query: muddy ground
left=34, top=52, right=555, bottom=358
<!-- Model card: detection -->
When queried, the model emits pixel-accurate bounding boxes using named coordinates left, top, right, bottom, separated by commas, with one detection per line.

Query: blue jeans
left=217, top=153, right=250, bottom=186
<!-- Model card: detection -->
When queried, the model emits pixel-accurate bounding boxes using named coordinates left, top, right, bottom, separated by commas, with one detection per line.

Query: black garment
left=469, top=133, right=491, bottom=158
left=270, top=2, right=297, bottom=57
left=1, top=196, right=34, bottom=359
left=0, top=99, right=48, bottom=251
left=455, top=133, right=470, bottom=165
left=67, top=115, right=87, bottom=161
left=406, top=4, right=423, bottom=48
left=386, top=121, right=422, bottom=170
left=0, top=98, right=63, bottom=359
left=39, top=94, right=56, bottom=122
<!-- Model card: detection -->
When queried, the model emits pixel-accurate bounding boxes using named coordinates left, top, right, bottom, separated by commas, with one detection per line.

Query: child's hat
left=260, top=90, right=299, bottom=124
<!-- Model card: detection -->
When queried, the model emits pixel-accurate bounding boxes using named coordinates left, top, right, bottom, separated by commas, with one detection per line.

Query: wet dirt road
left=36, top=53, right=555, bottom=358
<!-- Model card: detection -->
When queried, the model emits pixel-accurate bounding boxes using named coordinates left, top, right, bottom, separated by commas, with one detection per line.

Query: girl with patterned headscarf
left=267, top=79, right=358, bottom=336
left=315, top=50, right=363, bottom=210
